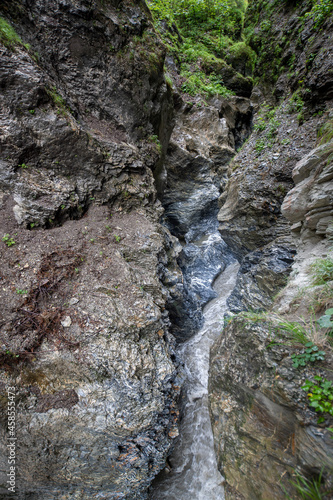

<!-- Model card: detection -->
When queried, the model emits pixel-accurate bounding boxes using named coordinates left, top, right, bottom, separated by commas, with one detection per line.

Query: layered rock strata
left=209, top=1, right=333, bottom=496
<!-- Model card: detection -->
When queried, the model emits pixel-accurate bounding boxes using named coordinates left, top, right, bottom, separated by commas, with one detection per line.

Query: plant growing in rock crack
left=0, top=17, right=30, bottom=50
left=2, top=234, right=16, bottom=247
left=274, top=316, right=332, bottom=351
left=291, top=342, right=325, bottom=368
left=274, top=319, right=311, bottom=345
left=2, top=348, right=19, bottom=359
left=286, top=91, right=304, bottom=115
left=302, top=376, right=333, bottom=423
left=284, top=468, right=331, bottom=500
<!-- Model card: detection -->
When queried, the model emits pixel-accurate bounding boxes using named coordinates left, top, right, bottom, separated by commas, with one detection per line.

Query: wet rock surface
left=160, top=98, right=251, bottom=341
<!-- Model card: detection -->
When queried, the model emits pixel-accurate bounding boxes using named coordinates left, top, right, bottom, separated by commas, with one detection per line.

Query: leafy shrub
left=286, top=91, right=305, bottom=114
left=181, top=69, right=234, bottom=97
left=255, top=138, right=266, bottom=152
left=254, top=105, right=280, bottom=154
left=291, top=342, right=325, bottom=368
left=302, top=376, right=333, bottom=422
left=147, top=0, right=252, bottom=95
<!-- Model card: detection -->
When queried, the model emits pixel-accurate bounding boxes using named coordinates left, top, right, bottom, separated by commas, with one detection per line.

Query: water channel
left=150, top=258, right=239, bottom=499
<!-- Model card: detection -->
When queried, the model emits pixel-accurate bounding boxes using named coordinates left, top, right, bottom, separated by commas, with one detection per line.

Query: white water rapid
left=150, top=259, right=240, bottom=500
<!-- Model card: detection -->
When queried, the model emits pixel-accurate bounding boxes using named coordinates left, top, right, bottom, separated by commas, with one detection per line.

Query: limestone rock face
left=217, top=97, right=329, bottom=313
left=281, top=137, right=333, bottom=240
left=209, top=2, right=333, bottom=494
left=0, top=1, right=179, bottom=498
left=209, top=317, right=333, bottom=500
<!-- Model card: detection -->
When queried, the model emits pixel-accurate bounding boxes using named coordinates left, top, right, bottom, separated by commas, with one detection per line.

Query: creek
left=150, top=226, right=239, bottom=499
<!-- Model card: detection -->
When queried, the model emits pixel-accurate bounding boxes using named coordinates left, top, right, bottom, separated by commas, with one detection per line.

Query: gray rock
left=0, top=1, right=179, bottom=498
left=209, top=317, right=333, bottom=500
left=281, top=139, right=333, bottom=240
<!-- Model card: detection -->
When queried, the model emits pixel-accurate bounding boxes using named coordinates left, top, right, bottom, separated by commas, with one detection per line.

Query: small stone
left=168, top=427, right=179, bottom=439
left=69, top=298, right=79, bottom=305
left=61, top=316, right=72, bottom=328
left=23, top=263, right=29, bottom=268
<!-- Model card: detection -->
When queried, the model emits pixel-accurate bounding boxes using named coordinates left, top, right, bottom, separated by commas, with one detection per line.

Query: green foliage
left=285, top=469, right=330, bottom=500
left=148, top=0, right=252, bottom=97
left=114, top=235, right=121, bottom=243
left=317, top=308, right=333, bottom=335
left=181, top=69, right=235, bottom=97
left=305, top=0, right=333, bottom=29
left=2, top=234, right=15, bottom=247
left=254, top=105, right=280, bottom=154
left=255, top=138, right=266, bottom=153
left=310, top=257, right=333, bottom=285
left=291, top=342, right=325, bottom=368
left=3, top=349, right=19, bottom=359
left=286, top=91, right=305, bottom=114
left=225, top=41, right=257, bottom=74
left=148, top=0, right=248, bottom=40
left=46, top=86, right=69, bottom=115
left=266, top=115, right=280, bottom=140
left=245, top=0, right=333, bottom=91
left=275, top=320, right=311, bottom=345
left=16, top=289, right=28, bottom=295
left=253, top=118, right=266, bottom=132
left=149, top=134, right=162, bottom=152
left=0, top=17, right=30, bottom=50
left=302, top=376, right=333, bottom=421
left=317, top=119, right=333, bottom=145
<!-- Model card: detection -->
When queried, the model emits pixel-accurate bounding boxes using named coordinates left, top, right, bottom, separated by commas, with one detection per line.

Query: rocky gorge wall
left=209, top=1, right=333, bottom=498
left=0, top=1, right=182, bottom=498
left=0, top=0, right=333, bottom=499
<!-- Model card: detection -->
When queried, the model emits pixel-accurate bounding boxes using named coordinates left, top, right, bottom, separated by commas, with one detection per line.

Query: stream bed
left=150, top=258, right=239, bottom=499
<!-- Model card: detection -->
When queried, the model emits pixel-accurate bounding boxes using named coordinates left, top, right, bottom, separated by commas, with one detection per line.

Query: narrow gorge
left=0, top=1, right=332, bottom=499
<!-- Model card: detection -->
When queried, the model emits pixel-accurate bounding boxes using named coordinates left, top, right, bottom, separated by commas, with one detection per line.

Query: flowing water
left=150, top=259, right=239, bottom=500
